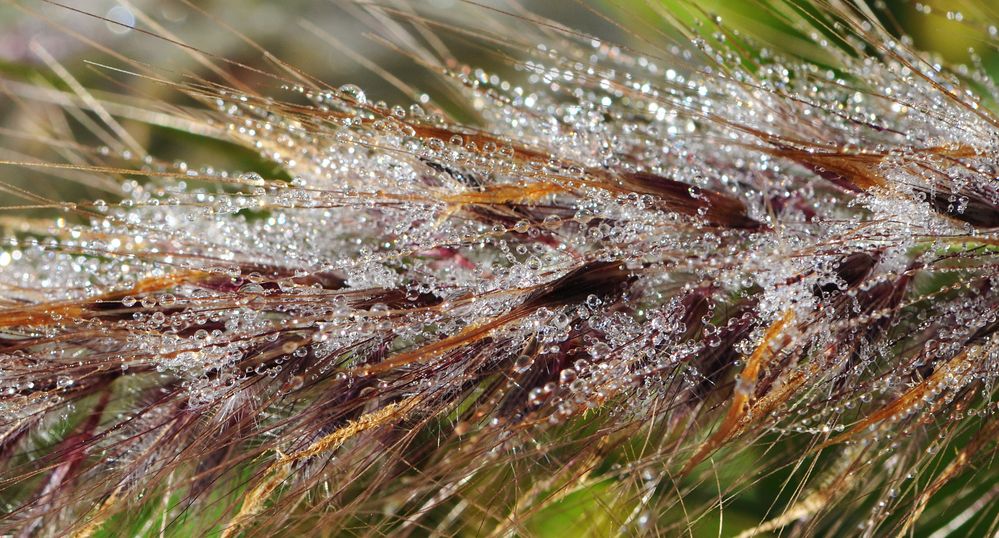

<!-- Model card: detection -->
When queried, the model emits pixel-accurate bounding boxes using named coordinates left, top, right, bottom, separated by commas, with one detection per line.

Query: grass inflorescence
left=1, top=0, right=999, bottom=536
